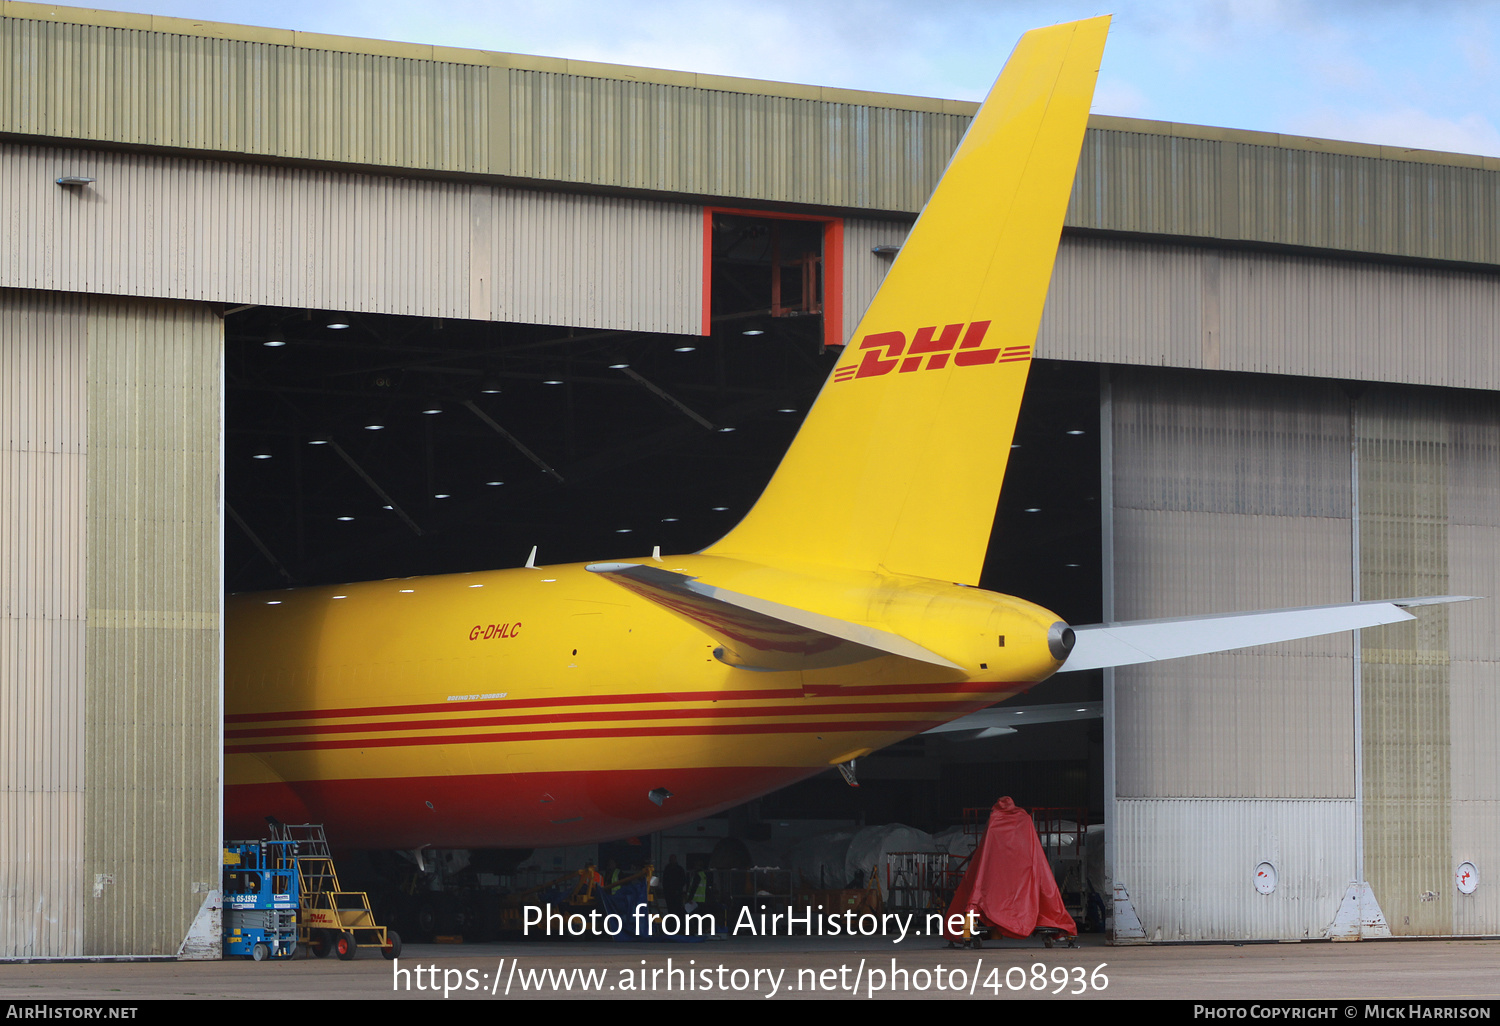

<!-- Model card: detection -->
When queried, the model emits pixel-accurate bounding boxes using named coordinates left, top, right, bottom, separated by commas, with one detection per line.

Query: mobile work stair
left=268, top=822, right=402, bottom=960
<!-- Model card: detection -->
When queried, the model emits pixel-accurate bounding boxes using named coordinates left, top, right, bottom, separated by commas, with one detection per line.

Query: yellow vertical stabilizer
left=705, top=17, right=1109, bottom=585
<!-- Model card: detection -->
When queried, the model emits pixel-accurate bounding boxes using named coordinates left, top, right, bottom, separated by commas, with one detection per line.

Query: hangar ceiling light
left=223, top=303, right=901, bottom=596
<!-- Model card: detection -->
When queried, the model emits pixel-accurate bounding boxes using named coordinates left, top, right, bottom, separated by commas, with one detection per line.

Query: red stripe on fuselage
left=224, top=766, right=821, bottom=849
left=226, top=717, right=942, bottom=754
left=224, top=698, right=1001, bottom=740
left=225, top=679, right=1023, bottom=725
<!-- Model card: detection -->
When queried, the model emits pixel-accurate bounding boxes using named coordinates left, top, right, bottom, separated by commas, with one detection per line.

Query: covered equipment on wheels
left=944, top=797, right=1077, bottom=946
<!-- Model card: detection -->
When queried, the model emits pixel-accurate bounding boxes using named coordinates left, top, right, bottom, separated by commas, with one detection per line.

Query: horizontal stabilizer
left=586, top=562, right=962, bottom=672
left=924, top=701, right=1102, bottom=740
left=1059, top=596, right=1477, bottom=673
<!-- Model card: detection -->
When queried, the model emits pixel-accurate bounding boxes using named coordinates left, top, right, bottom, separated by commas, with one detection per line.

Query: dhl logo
left=832, top=321, right=1031, bottom=383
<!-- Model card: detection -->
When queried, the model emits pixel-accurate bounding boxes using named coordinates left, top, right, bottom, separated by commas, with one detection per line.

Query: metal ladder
left=267, top=822, right=398, bottom=960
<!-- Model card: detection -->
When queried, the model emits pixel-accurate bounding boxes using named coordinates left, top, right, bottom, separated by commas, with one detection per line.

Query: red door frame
left=701, top=207, right=844, bottom=348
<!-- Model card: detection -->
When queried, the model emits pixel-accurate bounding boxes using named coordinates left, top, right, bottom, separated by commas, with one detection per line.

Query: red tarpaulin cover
left=944, top=797, right=1077, bottom=939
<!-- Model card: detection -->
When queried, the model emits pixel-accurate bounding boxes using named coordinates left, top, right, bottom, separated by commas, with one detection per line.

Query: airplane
left=223, top=16, right=1467, bottom=852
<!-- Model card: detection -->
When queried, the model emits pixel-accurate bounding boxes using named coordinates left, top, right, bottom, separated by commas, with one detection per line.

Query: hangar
left=2, top=2, right=1497, bottom=956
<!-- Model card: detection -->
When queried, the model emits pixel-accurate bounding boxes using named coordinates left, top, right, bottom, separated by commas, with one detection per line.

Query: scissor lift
left=222, top=838, right=300, bottom=960
left=269, top=822, right=401, bottom=960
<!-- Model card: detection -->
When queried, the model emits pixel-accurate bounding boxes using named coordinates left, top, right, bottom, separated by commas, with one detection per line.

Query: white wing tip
left=1390, top=595, right=1481, bottom=607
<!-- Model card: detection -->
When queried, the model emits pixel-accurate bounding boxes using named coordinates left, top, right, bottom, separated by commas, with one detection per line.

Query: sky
left=53, top=0, right=1500, bottom=156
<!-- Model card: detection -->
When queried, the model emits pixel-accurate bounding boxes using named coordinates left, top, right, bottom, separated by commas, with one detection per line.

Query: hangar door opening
left=223, top=294, right=1105, bottom=937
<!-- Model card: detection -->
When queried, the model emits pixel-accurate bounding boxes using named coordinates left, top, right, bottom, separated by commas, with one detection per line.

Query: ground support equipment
left=269, top=822, right=401, bottom=960
left=223, top=839, right=300, bottom=961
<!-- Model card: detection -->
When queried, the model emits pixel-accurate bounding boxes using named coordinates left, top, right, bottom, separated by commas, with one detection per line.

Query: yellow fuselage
left=225, top=555, right=1064, bottom=848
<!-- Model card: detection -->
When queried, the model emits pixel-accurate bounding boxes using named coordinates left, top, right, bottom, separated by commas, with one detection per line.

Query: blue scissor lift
left=223, top=839, right=300, bottom=960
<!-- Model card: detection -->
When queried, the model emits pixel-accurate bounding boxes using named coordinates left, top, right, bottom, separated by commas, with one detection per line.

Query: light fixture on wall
left=56, top=176, right=95, bottom=186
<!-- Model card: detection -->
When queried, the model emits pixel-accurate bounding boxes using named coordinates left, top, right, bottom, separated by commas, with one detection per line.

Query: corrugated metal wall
left=1110, top=369, right=1358, bottom=940
left=1111, top=368, right=1500, bottom=939
left=1040, top=236, right=1500, bottom=392
left=18, top=143, right=1496, bottom=388
left=0, top=291, right=86, bottom=957
left=7, top=7, right=1500, bottom=271
left=0, top=15, right=490, bottom=173
left=1069, top=130, right=1223, bottom=240
left=1447, top=396, right=1500, bottom=935
left=1115, top=799, right=1356, bottom=942
left=0, top=142, right=702, bottom=334
left=82, top=295, right=221, bottom=956
left=1234, top=143, right=1498, bottom=263
left=507, top=71, right=966, bottom=213
left=0, top=10, right=968, bottom=214
left=0, top=288, right=221, bottom=958
left=498, top=189, right=700, bottom=331
left=840, top=218, right=910, bottom=344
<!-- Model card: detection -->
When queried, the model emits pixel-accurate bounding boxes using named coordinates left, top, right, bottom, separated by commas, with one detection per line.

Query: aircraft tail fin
left=704, top=17, right=1109, bottom=585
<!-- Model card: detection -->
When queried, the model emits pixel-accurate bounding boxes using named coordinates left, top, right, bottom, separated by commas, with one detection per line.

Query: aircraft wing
left=585, top=562, right=963, bottom=672
left=924, top=701, right=1102, bottom=739
left=1058, top=596, right=1475, bottom=673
